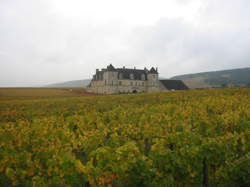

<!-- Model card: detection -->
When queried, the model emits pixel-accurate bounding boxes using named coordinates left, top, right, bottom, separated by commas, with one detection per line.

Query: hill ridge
left=171, top=67, right=250, bottom=89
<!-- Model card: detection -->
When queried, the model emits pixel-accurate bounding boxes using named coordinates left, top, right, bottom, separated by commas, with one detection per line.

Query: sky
left=0, top=0, right=250, bottom=86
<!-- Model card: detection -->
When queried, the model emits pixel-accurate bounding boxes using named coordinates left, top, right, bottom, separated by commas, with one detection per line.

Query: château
left=87, top=64, right=188, bottom=94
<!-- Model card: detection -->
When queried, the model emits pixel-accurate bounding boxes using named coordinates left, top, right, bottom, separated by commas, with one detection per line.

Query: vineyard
left=0, top=88, right=249, bottom=186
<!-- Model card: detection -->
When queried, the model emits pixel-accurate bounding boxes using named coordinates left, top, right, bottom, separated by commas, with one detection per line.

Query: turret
left=146, top=67, right=159, bottom=92
left=107, top=64, right=115, bottom=71
left=103, top=64, right=118, bottom=93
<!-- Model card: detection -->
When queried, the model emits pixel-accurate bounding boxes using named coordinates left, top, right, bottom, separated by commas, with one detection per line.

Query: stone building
left=87, top=64, right=188, bottom=94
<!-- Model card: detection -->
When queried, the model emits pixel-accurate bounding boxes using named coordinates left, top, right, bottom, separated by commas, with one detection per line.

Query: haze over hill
left=171, top=67, right=250, bottom=89
left=44, top=79, right=91, bottom=88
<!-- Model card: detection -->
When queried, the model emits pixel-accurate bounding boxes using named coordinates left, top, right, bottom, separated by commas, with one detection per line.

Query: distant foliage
left=0, top=88, right=250, bottom=186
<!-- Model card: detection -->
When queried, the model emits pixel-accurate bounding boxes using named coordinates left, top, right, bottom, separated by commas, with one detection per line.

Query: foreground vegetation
left=0, top=88, right=249, bottom=186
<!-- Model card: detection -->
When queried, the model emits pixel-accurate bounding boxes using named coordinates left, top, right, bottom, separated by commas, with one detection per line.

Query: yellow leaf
left=75, top=160, right=87, bottom=174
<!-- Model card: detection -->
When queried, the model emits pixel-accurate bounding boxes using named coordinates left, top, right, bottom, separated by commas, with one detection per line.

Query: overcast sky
left=0, top=0, right=250, bottom=86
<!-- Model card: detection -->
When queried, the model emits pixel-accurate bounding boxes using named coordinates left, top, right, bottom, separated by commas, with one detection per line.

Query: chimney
left=134, top=67, right=136, bottom=69
left=156, top=67, right=158, bottom=72
left=96, top=69, right=99, bottom=73
left=123, top=66, right=125, bottom=69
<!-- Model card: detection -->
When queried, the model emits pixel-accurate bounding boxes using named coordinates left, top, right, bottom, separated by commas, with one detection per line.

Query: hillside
left=44, top=79, right=91, bottom=88
left=171, top=67, right=250, bottom=89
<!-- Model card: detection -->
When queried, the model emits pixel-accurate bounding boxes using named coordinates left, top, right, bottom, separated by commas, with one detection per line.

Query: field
left=0, top=88, right=96, bottom=99
left=0, top=88, right=249, bottom=186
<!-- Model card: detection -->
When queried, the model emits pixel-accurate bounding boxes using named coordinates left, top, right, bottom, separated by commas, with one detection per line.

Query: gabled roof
left=160, top=80, right=189, bottom=90
left=149, top=67, right=158, bottom=74
left=107, top=64, right=116, bottom=71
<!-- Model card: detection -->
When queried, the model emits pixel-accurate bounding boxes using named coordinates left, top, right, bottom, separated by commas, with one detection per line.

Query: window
left=119, top=73, right=123, bottom=79
left=130, top=82, right=133, bottom=86
left=142, top=82, right=144, bottom=86
left=119, top=81, right=122, bottom=86
left=130, top=73, right=134, bottom=80
left=141, top=74, right=145, bottom=80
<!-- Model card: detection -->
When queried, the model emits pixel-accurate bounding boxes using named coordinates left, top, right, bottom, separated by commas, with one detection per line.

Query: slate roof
left=94, top=71, right=104, bottom=80
left=160, top=80, right=189, bottom=90
left=93, top=64, right=158, bottom=80
left=116, top=68, right=148, bottom=80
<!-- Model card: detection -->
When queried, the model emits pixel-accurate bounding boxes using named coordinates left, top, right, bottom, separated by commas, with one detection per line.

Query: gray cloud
left=113, top=16, right=250, bottom=77
left=0, top=0, right=250, bottom=86
left=111, top=0, right=250, bottom=77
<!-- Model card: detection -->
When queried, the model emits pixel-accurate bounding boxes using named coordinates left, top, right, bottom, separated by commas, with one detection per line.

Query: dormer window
left=119, top=73, right=123, bottom=79
left=141, top=74, right=145, bottom=80
left=130, top=73, right=134, bottom=80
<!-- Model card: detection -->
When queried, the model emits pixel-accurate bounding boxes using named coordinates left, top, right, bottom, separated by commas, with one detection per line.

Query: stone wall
left=88, top=79, right=167, bottom=94
left=88, top=69, right=166, bottom=94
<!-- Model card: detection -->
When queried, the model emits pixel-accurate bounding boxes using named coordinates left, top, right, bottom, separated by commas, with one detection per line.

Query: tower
left=147, top=67, right=159, bottom=92
left=103, top=64, right=118, bottom=94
